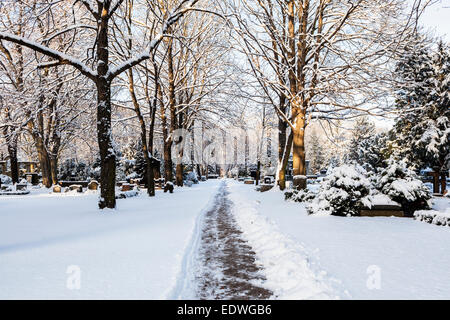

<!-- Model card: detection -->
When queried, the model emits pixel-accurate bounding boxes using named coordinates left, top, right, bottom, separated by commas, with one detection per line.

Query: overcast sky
left=415, top=0, right=450, bottom=41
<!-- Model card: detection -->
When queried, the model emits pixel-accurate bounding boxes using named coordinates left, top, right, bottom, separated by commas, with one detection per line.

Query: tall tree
left=392, top=39, right=450, bottom=185
left=308, top=129, right=325, bottom=174
left=347, top=116, right=376, bottom=164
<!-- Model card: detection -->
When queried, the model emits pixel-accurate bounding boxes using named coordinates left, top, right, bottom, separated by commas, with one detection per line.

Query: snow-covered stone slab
left=360, top=194, right=404, bottom=217
left=0, top=190, right=30, bottom=196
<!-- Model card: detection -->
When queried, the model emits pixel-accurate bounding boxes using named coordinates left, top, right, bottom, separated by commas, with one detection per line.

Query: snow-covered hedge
left=0, top=174, right=12, bottom=185
left=414, top=210, right=450, bottom=227
left=307, top=164, right=372, bottom=216
left=185, top=171, right=199, bottom=184
left=116, top=189, right=140, bottom=199
left=288, top=160, right=433, bottom=217
left=284, top=189, right=315, bottom=203
left=376, top=160, right=432, bottom=216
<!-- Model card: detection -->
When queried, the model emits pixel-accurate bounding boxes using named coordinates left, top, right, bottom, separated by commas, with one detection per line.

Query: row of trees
left=0, top=0, right=439, bottom=209
left=0, top=0, right=235, bottom=208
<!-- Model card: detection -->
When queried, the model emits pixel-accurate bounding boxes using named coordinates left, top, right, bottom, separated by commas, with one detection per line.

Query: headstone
left=16, top=183, right=27, bottom=191
left=121, top=183, right=133, bottom=192
left=65, top=184, right=83, bottom=193
left=293, top=175, right=307, bottom=190
left=263, top=176, right=273, bottom=184
left=26, top=173, right=39, bottom=185
left=164, top=182, right=174, bottom=193
left=88, top=180, right=99, bottom=190
left=260, top=184, right=273, bottom=192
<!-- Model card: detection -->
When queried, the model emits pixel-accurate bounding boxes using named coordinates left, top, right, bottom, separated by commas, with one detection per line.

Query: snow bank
left=415, top=198, right=450, bottom=227
left=228, top=181, right=339, bottom=299
left=415, top=210, right=450, bottom=226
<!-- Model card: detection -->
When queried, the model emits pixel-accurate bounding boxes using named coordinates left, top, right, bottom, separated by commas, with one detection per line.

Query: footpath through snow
left=228, top=181, right=340, bottom=299
left=171, top=181, right=272, bottom=299
left=172, top=179, right=338, bottom=299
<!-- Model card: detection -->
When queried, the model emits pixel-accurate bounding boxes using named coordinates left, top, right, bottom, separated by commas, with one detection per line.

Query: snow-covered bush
left=285, top=189, right=315, bottom=203
left=0, top=174, right=12, bottom=185
left=414, top=210, right=450, bottom=227
left=307, top=164, right=372, bottom=216
left=116, top=189, right=140, bottom=199
left=376, top=160, right=431, bottom=216
left=185, top=171, right=199, bottom=184
left=59, top=159, right=91, bottom=181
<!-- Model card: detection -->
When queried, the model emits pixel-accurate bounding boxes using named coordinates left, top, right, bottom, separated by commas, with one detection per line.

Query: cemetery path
left=194, top=181, right=272, bottom=300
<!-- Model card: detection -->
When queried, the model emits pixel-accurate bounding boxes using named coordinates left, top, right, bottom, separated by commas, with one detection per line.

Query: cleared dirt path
left=194, top=181, right=272, bottom=299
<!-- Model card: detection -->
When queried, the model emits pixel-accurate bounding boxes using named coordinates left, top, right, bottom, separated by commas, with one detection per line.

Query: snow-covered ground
left=2, top=178, right=450, bottom=300
left=0, top=181, right=219, bottom=299
left=228, top=179, right=450, bottom=299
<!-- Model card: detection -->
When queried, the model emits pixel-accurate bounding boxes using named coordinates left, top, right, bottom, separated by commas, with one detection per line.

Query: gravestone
left=65, top=184, right=83, bottom=193
left=259, top=184, right=273, bottom=192
left=26, top=173, right=39, bottom=185
left=293, top=175, right=307, bottom=190
left=88, top=180, right=99, bottom=190
left=164, top=182, right=174, bottom=193
left=121, top=183, right=134, bottom=192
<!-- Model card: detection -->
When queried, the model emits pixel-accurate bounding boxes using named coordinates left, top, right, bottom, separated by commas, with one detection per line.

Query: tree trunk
left=278, top=97, right=287, bottom=163
left=277, top=115, right=287, bottom=189
left=441, top=171, right=447, bottom=195
left=278, top=131, right=293, bottom=190
left=176, top=163, right=183, bottom=186
left=50, top=154, right=58, bottom=185
left=292, top=112, right=307, bottom=189
left=96, top=4, right=116, bottom=209
left=36, top=143, right=52, bottom=188
left=167, top=32, right=177, bottom=184
left=163, top=137, right=173, bottom=183
left=256, top=160, right=261, bottom=185
left=97, top=79, right=116, bottom=209
left=7, top=142, right=19, bottom=184
left=146, top=160, right=155, bottom=197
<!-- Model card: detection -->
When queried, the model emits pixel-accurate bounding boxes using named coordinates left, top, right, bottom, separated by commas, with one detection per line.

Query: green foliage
left=391, top=38, right=450, bottom=172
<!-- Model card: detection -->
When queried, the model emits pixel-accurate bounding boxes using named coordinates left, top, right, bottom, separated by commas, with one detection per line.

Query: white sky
left=415, top=0, right=450, bottom=41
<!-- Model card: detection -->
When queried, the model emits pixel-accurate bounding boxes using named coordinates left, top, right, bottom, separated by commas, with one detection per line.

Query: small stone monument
left=88, top=180, right=99, bottom=190
left=164, top=182, right=174, bottom=193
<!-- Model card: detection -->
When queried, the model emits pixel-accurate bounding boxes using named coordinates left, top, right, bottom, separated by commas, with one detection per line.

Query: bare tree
left=0, top=0, right=200, bottom=208
left=229, top=0, right=428, bottom=189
